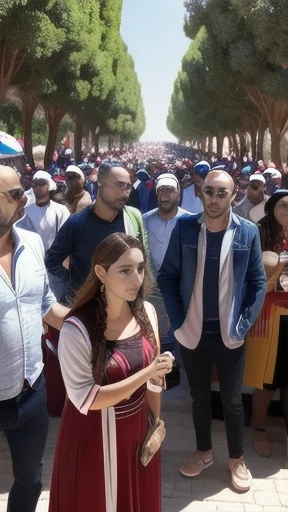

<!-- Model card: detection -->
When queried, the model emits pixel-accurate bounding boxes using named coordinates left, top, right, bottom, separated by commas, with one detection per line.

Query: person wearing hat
left=263, top=168, right=283, bottom=196
left=143, top=173, right=192, bottom=343
left=233, top=174, right=269, bottom=223
left=143, top=173, right=191, bottom=279
left=63, top=148, right=73, bottom=170
left=244, top=190, right=288, bottom=457
left=179, top=160, right=209, bottom=214
left=65, top=165, right=92, bottom=213
left=21, top=171, right=70, bottom=253
left=18, top=171, right=71, bottom=417
left=158, top=170, right=266, bottom=491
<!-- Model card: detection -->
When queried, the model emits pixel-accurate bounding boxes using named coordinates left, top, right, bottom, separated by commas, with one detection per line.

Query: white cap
left=156, top=173, right=179, bottom=191
left=249, top=174, right=266, bottom=184
left=32, top=170, right=57, bottom=191
left=65, top=148, right=73, bottom=156
left=263, top=168, right=282, bottom=179
left=65, top=165, right=84, bottom=180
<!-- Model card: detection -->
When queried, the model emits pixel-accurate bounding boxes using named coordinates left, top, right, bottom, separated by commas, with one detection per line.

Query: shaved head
left=204, top=170, right=235, bottom=193
left=0, top=165, right=26, bottom=238
left=201, top=170, right=236, bottom=222
left=0, top=165, right=21, bottom=191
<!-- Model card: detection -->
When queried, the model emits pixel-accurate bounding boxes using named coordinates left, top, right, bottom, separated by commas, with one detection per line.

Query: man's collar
left=197, top=209, right=240, bottom=228
left=11, top=225, right=22, bottom=250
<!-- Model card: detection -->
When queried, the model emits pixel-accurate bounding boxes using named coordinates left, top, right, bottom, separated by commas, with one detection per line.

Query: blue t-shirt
left=45, top=206, right=125, bottom=301
left=202, top=229, right=226, bottom=332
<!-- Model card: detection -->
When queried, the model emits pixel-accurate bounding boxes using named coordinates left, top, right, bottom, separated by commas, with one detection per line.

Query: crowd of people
left=0, top=141, right=287, bottom=512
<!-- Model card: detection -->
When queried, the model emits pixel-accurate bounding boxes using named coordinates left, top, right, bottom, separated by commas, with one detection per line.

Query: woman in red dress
left=49, top=233, right=173, bottom=512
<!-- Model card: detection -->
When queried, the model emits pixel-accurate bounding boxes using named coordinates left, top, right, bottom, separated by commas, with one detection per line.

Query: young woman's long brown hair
left=67, top=232, right=155, bottom=383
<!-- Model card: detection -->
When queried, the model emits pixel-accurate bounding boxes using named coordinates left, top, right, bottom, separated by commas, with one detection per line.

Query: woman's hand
left=148, top=353, right=174, bottom=382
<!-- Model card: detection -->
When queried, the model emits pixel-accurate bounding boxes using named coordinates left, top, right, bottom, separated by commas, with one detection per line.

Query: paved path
left=1, top=375, right=287, bottom=512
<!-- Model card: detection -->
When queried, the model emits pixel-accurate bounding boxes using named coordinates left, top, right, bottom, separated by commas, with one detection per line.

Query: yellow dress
left=244, top=291, right=288, bottom=389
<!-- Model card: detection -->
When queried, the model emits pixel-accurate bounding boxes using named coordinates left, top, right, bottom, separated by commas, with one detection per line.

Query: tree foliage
left=0, top=0, right=145, bottom=164
left=169, top=0, right=288, bottom=165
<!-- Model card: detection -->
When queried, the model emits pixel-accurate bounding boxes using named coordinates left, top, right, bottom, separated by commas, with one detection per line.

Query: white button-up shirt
left=0, top=226, right=56, bottom=400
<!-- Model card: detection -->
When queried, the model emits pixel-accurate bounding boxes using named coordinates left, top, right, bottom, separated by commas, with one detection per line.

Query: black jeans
left=180, top=332, right=245, bottom=459
left=1, top=372, right=49, bottom=512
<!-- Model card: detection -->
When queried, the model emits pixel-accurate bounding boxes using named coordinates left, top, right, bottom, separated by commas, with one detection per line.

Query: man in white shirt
left=23, top=170, right=70, bottom=252
left=0, top=165, right=69, bottom=512
left=233, top=174, right=268, bottom=223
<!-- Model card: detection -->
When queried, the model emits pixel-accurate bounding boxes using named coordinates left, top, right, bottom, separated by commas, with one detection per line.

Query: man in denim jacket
left=158, top=170, right=266, bottom=492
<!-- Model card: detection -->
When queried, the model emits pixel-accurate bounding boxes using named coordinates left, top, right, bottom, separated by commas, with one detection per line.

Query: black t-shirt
left=202, top=229, right=226, bottom=331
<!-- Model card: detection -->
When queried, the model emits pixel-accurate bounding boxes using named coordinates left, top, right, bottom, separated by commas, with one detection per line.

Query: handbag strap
left=144, top=301, right=160, bottom=356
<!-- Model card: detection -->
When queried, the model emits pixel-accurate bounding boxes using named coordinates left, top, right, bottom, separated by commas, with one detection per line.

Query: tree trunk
left=232, top=134, right=240, bottom=157
left=216, top=135, right=224, bottom=156
left=250, top=130, right=257, bottom=161
left=21, top=94, right=38, bottom=167
left=270, top=128, right=282, bottom=170
left=200, top=136, right=207, bottom=152
left=239, top=133, right=247, bottom=158
left=94, top=133, right=99, bottom=154
left=0, top=43, right=25, bottom=102
left=208, top=136, right=213, bottom=156
left=257, top=125, right=265, bottom=161
left=42, top=102, right=66, bottom=168
left=74, top=115, right=83, bottom=162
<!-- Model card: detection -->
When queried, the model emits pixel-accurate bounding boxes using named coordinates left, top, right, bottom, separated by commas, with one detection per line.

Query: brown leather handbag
left=140, top=416, right=166, bottom=466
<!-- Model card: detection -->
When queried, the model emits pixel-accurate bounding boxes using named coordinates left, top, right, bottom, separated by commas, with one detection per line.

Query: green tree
left=0, top=102, right=22, bottom=136
left=183, top=0, right=288, bottom=167
left=167, top=27, right=264, bottom=156
left=0, top=0, right=65, bottom=102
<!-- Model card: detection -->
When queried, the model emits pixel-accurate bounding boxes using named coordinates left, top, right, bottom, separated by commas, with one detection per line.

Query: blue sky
left=120, top=0, right=190, bottom=142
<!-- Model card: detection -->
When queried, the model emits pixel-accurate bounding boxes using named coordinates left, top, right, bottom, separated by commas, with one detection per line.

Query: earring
left=101, top=283, right=105, bottom=293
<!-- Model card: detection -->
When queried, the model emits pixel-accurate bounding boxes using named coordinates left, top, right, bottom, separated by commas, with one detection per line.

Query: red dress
left=49, top=331, right=162, bottom=512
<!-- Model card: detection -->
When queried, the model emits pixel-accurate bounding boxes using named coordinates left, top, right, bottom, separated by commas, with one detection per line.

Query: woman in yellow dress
left=244, top=190, right=288, bottom=457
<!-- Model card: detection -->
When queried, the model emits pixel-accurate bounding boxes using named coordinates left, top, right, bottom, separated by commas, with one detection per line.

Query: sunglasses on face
left=32, top=180, right=49, bottom=187
left=203, top=189, right=229, bottom=199
left=1, top=188, right=25, bottom=201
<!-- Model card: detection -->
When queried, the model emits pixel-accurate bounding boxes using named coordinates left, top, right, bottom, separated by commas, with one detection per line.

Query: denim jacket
left=157, top=211, right=267, bottom=349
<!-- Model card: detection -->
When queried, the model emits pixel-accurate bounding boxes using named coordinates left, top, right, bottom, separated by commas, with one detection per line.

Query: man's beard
left=0, top=205, right=25, bottom=238
left=0, top=214, right=14, bottom=238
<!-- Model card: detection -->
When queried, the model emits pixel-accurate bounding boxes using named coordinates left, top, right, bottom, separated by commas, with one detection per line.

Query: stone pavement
left=1, top=375, right=287, bottom=512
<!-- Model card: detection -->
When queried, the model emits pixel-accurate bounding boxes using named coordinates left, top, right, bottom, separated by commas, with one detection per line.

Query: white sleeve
left=59, top=205, right=70, bottom=228
left=58, top=317, right=100, bottom=414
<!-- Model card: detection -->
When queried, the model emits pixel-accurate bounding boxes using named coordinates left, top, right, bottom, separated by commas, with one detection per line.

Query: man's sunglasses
left=203, top=189, right=229, bottom=199
left=1, top=188, right=25, bottom=201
